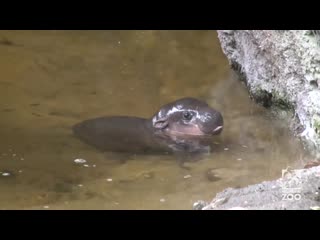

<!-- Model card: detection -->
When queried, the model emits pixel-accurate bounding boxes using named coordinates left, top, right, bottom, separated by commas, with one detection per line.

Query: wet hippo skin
left=72, top=97, right=223, bottom=154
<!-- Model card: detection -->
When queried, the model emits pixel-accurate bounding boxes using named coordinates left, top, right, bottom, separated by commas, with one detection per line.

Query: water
left=0, top=30, right=312, bottom=209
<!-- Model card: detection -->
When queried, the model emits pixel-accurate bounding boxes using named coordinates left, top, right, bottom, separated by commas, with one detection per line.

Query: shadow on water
left=0, top=30, right=312, bottom=209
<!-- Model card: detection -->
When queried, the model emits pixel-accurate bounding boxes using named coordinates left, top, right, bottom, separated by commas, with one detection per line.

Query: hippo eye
left=182, top=111, right=193, bottom=121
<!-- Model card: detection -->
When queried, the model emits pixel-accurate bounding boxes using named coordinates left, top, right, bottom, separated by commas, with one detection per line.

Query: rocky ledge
left=194, top=166, right=320, bottom=210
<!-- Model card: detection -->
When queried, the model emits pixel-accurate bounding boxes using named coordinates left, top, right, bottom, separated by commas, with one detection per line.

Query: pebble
left=74, top=158, right=87, bottom=164
left=237, top=158, right=242, bottom=161
left=43, top=206, right=49, bottom=209
left=83, top=164, right=89, bottom=167
left=160, top=198, right=166, bottom=203
left=242, top=145, right=248, bottom=148
left=78, top=184, right=83, bottom=187
left=224, top=148, right=229, bottom=151
left=184, top=175, right=192, bottom=179
left=20, top=158, right=24, bottom=161
left=12, top=154, right=16, bottom=157
left=2, top=172, right=11, bottom=177
left=143, top=173, right=153, bottom=179
left=92, top=164, right=96, bottom=168
left=193, top=201, right=207, bottom=210
left=106, top=178, right=113, bottom=182
left=206, top=169, right=221, bottom=182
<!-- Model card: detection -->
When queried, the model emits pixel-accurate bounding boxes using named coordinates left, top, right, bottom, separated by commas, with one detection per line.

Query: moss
left=271, top=92, right=294, bottom=110
left=230, top=61, right=294, bottom=110
left=230, top=61, right=248, bottom=85
left=310, top=30, right=320, bottom=36
left=249, top=88, right=294, bottom=111
left=313, top=114, right=320, bottom=136
left=304, top=30, right=320, bottom=46
left=250, top=89, right=273, bottom=108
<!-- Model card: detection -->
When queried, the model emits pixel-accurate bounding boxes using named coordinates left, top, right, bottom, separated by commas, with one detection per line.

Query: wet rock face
left=217, top=30, right=320, bottom=155
left=194, top=166, right=320, bottom=210
left=191, top=30, right=320, bottom=211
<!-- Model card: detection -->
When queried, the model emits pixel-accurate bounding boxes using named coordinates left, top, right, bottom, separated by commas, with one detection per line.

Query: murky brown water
left=0, top=30, right=312, bottom=209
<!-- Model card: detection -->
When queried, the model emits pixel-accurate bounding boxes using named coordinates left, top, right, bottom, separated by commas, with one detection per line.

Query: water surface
left=0, top=30, right=312, bottom=209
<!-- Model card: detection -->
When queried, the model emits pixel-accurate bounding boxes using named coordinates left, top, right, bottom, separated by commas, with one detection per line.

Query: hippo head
left=151, top=97, right=223, bottom=140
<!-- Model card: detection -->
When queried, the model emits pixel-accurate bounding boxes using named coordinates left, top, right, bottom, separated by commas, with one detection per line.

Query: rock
left=228, top=207, right=248, bottom=210
left=0, top=170, right=14, bottom=177
left=193, top=200, right=208, bottom=210
left=206, top=169, right=221, bottom=182
left=197, top=166, right=320, bottom=210
left=304, top=160, right=320, bottom=169
left=205, top=30, right=320, bottom=210
left=74, top=158, right=87, bottom=164
left=217, top=30, right=320, bottom=155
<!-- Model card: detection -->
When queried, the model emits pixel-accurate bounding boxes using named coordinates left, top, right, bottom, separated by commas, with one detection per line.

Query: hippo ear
left=153, top=118, right=169, bottom=129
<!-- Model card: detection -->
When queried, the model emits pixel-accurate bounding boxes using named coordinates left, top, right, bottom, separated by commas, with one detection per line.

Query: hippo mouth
left=165, top=125, right=223, bottom=137
left=168, top=130, right=209, bottom=136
